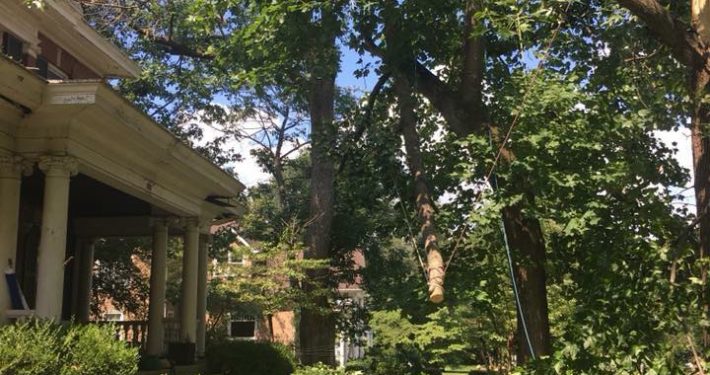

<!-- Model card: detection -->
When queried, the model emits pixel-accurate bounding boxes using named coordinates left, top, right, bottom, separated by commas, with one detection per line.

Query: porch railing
left=95, top=318, right=180, bottom=351
left=97, top=320, right=148, bottom=349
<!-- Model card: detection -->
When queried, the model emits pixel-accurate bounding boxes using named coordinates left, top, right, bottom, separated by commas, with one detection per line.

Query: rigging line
left=444, top=223, right=468, bottom=273
left=497, top=202, right=536, bottom=360
left=486, top=125, right=536, bottom=360
left=484, top=0, right=574, bottom=183
left=394, top=184, right=429, bottom=281
left=444, top=187, right=487, bottom=272
left=440, top=0, right=574, bottom=293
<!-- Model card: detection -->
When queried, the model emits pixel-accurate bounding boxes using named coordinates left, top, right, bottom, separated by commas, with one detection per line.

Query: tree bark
left=273, top=157, right=288, bottom=210
left=377, top=2, right=553, bottom=360
left=618, top=0, right=710, bottom=349
left=691, top=64, right=710, bottom=349
left=393, top=76, right=446, bottom=303
left=501, top=204, right=552, bottom=360
left=298, top=57, right=338, bottom=366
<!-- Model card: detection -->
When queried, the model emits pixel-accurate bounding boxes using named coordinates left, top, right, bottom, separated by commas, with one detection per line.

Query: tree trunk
left=691, top=0, right=710, bottom=348
left=381, top=1, right=552, bottom=361
left=273, top=157, right=288, bottom=211
left=393, top=76, right=446, bottom=303
left=691, top=66, right=710, bottom=348
left=501, top=204, right=552, bottom=360
left=299, top=72, right=337, bottom=366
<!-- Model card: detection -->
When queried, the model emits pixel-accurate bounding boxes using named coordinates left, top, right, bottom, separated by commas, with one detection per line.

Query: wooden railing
left=96, top=318, right=181, bottom=352
left=97, top=320, right=148, bottom=349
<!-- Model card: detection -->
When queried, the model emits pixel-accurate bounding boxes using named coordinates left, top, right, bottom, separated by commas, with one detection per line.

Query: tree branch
left=412, top=62, right=474, bottom=136
left=617, top=0, right=706, bottom=68
left=336, top=72, right=390, bottom=174
left=460, top=0, right=485, bottom=111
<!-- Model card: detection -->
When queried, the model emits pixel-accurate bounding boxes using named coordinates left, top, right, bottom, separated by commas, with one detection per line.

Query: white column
left=75, top=239, right=95, bottom=323
left=180, top=218, right=199, bottom=343
left=196, top=233, right=209, bottom=356
left=147, top=218, right=169, bottom=356
left=0, top=156, right=25, bottom=322
left=35, top=156, right=77, bottom=320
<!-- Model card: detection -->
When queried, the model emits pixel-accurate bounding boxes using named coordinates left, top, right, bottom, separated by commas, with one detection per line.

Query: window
left=2, top=32, right=23, bottom=62
left=228, top=315, right=256, bottom=339
left=104, top=312, right=122, bottom=321
left=36, top=57, right=68, bottom=80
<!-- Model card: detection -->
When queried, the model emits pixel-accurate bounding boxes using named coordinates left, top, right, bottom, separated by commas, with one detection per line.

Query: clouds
left=190, top=116, right=271, bottom=188
left=192, top=111, right=307, bottom=188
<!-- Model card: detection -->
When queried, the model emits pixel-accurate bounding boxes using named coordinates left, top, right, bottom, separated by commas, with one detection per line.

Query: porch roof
left=0, top=56, right=245, bottom=220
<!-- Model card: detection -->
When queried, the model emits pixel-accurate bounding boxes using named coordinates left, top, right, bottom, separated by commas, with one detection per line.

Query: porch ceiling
left=0, top=57, right=245, bottom=221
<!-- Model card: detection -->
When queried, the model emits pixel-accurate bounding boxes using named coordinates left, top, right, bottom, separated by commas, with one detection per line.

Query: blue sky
left=205, top=45, right=696, bottom=213
left=336, top=46, right=377, bottom=93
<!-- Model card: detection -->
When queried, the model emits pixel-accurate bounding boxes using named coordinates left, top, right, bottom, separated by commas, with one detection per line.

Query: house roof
left=0, top=0, right=140, bottom=78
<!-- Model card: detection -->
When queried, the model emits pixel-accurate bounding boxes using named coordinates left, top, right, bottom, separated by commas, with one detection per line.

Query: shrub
left=61, top=323, right=138, bottom=375
left=0, top=319, right=138, bottom=375
left=0, top=319, right=63, bottom=375
left=206, top=340, right=295, bottom=375
left=294, top=363, right=359, bottom=375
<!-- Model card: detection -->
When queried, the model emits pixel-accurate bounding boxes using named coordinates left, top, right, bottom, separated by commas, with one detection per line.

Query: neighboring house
left=213, top=226, right=372, bottom=365
left=0, top=0, right=245, bottom=365
left=334, top=250, right=372, bottom=367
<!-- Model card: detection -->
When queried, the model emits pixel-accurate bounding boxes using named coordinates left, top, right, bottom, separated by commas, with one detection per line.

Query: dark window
left=230, top=320, right=255, bottom=338
left=36, top=57, right=48, bottom=78
left=36, top=57, right=67, bottom=80
left=2, top=33, right=23, bottom=62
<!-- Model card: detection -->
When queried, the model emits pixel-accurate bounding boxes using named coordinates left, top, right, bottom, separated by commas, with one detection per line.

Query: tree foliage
left=32, top=0, right=710, bottom=372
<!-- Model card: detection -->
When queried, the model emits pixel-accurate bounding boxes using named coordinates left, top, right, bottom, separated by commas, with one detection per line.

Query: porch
left=0, top=54, right=245, bottom=361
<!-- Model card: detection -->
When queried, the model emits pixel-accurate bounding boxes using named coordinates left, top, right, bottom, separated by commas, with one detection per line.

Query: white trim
left=1, top=60, right=244, bottom=220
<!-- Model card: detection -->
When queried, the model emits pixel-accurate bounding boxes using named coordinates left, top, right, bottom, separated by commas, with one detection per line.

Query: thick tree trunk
left=394, top=76, right=446, bottom=303
left=619, top=0, right=710, bottom=353
left=299, top=72, right=337, bottom=365
left=691, top=0, right=710, bottom=348
left=501, top=204, right=552, bottom=360
left=487, top=126, right=552, bottom=361
left=691, top=67, right=710, bottom=348
left=381, top=1, right=552, bottom=361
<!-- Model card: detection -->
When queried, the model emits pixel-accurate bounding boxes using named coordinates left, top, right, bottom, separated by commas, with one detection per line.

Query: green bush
left=206, top=340, right=295, bottom=375
left=61, top=324, right=138, bottom=375
left=0, top=319, right=63, bottom=375
left=294, top=363, right=359, bottom=375
left=0, top=319, right=138, bottom=375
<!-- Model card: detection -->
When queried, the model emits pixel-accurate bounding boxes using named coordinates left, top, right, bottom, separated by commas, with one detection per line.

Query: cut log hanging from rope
left=394, top=75, right=445, bottom=303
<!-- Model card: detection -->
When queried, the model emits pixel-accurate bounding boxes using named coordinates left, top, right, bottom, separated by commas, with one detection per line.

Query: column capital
left=0, top=155, right=33, bottom=178
left=150, top=216, right=180, bottom=229
left=180, top=217, right=200, bottom=230
left=199, top=219, right=213, bottom=235
left=38, top=156, right=78, bottom=178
